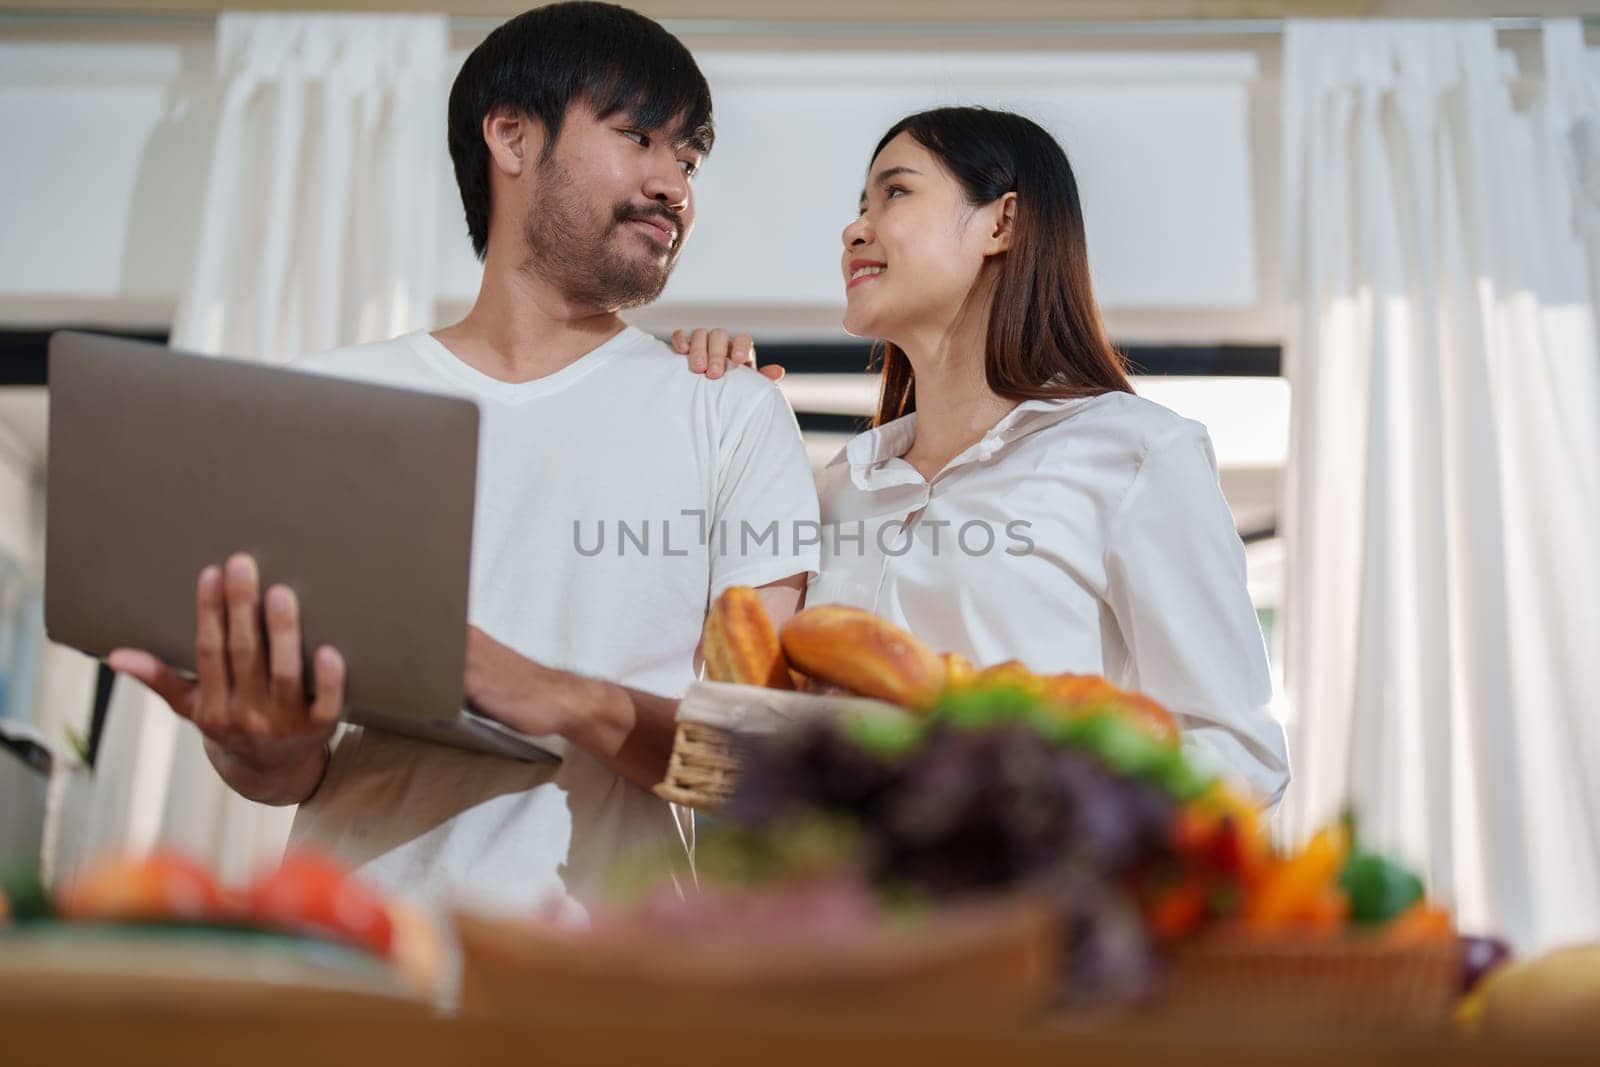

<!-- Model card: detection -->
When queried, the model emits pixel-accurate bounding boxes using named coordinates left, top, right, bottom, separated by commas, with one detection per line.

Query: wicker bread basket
left=654, top=681, right=911, bottom=811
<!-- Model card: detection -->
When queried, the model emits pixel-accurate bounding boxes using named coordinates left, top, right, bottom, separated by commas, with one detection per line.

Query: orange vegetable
left=1301, top=885, right=1351, bottom=936
left=1379, top=901, right=1455, bottom=946
left=1245, top=824, right=1351, bottom=933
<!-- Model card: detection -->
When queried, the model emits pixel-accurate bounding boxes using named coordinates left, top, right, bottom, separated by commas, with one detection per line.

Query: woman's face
left=840, top=133, right=1007, bottom=342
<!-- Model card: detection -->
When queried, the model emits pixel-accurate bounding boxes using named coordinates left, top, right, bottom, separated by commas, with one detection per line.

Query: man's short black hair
left=447, top=2, right=715, bottom=260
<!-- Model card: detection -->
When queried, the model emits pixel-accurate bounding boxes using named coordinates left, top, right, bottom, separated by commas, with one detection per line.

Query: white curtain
left=1280, top=19, right=1600, bottom=954
left=67, top=13, right=450, bottom=884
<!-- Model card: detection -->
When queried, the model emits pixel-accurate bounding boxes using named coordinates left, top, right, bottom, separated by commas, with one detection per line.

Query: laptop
left=44, top=330, right=565, bottom=763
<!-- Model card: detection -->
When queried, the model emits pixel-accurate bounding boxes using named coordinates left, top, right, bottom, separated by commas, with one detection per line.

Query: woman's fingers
left=706, top=328, right=729, bottom=378
left=688, top=328, right=708, bottom=372
left=672, top=329, right=766, bottom=379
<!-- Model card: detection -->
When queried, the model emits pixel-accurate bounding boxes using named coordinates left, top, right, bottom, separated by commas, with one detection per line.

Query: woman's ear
left=985, top=192, right=1018, bottom=256
left=483, top=108, right=534, bottom=178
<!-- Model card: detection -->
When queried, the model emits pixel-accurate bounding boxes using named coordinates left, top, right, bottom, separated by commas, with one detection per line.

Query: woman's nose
left=842, top=215, right=870, bottom=248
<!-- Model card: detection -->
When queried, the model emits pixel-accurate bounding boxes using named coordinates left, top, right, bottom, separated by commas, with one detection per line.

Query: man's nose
left=643, top=162, right=689, bottom=211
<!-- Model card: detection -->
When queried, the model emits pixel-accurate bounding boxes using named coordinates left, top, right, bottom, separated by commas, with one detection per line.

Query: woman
left=675, top=107, right=1289, bottom=805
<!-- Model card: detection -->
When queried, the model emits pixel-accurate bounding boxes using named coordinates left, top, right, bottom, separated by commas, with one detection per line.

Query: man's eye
left=679, top=159, right=699, bottom=177
left=622, top=130, right=649, bottom=147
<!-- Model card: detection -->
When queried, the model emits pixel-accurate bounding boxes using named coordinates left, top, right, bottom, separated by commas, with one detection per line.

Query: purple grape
left=1459, top=934, right=1512, bottom=994
left=1053, top=750, right=1174, bottom=873
left=725, top=718, right=1177, bottom=1007
left=727, top=721, right=899, bottom=825
left=1054, top=871, right=1160, bottom=1005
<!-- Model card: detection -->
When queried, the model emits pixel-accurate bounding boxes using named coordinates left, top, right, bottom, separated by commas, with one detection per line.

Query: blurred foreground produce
left=0, top=848, right=443, bottom=1002
left=607, top=591, right=1557, bottom=1030
left=1461, top=943, right=1600, bottom=1039
left=636, top=669, right=1498, bottom=1025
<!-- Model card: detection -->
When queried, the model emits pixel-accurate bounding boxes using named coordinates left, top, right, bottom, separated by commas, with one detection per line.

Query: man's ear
left=483, top=108, right=538, bottom=178
left=984, top=192, right=1018, bottom=256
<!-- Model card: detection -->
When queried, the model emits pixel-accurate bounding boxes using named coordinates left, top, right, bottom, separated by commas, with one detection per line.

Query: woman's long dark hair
left=867, top=107, right=1132, bottom=426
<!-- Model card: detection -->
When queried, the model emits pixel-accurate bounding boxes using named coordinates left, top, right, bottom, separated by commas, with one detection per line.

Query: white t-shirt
left=811, top=392, right=1291, bottom=807
left=284, top=327, right=820, bottom=917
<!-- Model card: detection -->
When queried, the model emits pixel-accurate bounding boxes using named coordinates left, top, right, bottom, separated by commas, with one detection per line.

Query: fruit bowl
left=455, top=890, right=1060, bottom=1027
left=1159, top=930, right=1463, bottom=1028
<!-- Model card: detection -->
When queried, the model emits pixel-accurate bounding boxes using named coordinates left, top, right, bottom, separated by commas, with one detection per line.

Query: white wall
left=0, top=28, right=218, bottom=326
left=0, top=22, right=1278, bottom=341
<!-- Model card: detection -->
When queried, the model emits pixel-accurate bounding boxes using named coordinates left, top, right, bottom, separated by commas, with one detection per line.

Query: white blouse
left=810, top=391, right=1291, bottom=806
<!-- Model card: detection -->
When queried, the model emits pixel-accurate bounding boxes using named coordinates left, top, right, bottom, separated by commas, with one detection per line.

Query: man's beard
left=521, top=159, right=681, bottom=310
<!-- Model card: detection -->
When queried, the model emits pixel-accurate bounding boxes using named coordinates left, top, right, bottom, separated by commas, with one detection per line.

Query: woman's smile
left=847, top=259, right=888, bottom=289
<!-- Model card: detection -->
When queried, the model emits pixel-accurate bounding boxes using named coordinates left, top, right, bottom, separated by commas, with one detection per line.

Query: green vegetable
left=1339, top=852, right=1425, bottom=925
left=0, top=860, right=52, bottom=921
left=1055, top=712, right=1166, bottom=777
left=930, top=686, right=1041, bottom=730
left=1145, top=745, right=1212, bottom=802
left=931, top=687, right=1217, bottom=802
left=844, top=714, right=925, bottom=758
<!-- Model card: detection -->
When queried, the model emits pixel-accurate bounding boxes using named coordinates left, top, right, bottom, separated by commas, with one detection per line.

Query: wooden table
left=5, top=1000, right=1596, bottom=1067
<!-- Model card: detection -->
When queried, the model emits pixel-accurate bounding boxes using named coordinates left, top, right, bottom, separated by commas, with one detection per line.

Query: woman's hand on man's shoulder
left=669, top=328, right=784, bottom=381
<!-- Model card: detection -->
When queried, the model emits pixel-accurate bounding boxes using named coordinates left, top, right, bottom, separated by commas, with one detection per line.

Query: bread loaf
left=702, top=587, right=792, bottom=689
left=1042, top=673, right=1178, bottom=744
left=779, top=605, right=945, bottom=710
left=939, top=652, right=976, bottom=690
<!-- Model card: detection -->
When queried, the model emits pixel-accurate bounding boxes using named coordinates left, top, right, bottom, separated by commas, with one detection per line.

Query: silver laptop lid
left=44, top=330, right=479, bottom=722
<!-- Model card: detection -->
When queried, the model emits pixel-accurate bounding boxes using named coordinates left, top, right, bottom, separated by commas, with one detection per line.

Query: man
left=107, top=2, right=818, bottom=917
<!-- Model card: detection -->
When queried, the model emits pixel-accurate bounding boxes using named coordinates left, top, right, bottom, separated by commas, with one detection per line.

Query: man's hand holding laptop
left=106, top=554, right=344, bottom=807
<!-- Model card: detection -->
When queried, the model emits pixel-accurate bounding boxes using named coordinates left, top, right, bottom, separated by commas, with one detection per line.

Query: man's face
left=521, top=102, right=703, bottom=310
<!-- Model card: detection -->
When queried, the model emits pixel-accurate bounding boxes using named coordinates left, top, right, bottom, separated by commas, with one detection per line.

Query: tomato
left=247, top=851, right=393, bottom=958
left=1146, top=879, right=1210, bottom=942
left=60, top=850, right=226, bottom=924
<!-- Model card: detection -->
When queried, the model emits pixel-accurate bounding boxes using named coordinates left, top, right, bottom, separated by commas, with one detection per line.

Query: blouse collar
left=828, top=396, right=1101, bottom=489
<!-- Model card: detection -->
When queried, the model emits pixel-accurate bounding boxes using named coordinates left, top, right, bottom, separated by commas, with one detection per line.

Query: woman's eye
left=885, top=185, right=907, bottom=199
left=622, top=130, right=649, bottom=147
